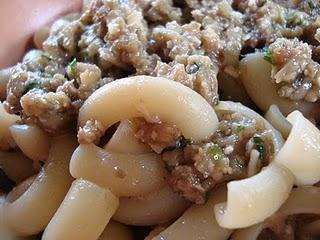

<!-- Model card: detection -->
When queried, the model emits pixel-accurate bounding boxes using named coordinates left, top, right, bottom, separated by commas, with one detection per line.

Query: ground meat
left=152, top=55, right=219, bottom=104
left=267, top=38, right=320, bottom=102
left=78, top=119, right=105, bottom=144
left=135, top=119, right=182, bottom=153
left=20, top=89, right=76, bottom=133
left=167, top=165, right=214, bottom=204
left=5, top=0, right=320, bottom=133
left=145, top=0, right=182, bottom=24
left=160, top=110, right=274, bottom=204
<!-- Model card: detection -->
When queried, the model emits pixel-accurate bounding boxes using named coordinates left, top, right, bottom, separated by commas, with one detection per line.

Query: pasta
left=231, top=186, right=320, bottom=239
left=42, top=179, right=119, bottom=240
left=265, top=105, right=292, bottom=139
left=275, top=111, right=320, bottom=185
left=9, top=124, right=51, bottom=163
left=70, top=144, right=167, bottom=197
left=2, top=133, right=76, bottom=236
left=104, top=120, right=151, bottom=154
left=214, top=163, right=294, bottom=229
left=1, top=0, right=320, bottom=239
left=113, top=185, right=190, bottom=226
left=0, top=102, right=19, bottom=151
left=98, top=221, right=133, bottom=240
left=0, top=151, right=36, bottom=184
left=0, top=68, right=11, bottom=100
left=152, top=187, right=232, bottom=240
left=78, top=75, right=219, bottom=142
left=240, top=52, right=319, bottom=118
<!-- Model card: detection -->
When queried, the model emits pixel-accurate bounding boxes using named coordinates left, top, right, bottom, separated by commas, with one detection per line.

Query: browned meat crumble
left=5, top=0, right=320, bottom=133
left=135, top=110, right=274, bottom=204
left=267, top=37, right=320, bottom=102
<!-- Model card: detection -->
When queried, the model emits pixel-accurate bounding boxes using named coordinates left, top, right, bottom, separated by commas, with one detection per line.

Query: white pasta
left=3, top=1, right=320, bottom=238
left=231, top=186, right=320, bottom=239
left=113, top=185, right=190, bottom=226
left=98, top=221, right=133, bottom=240
left=0, top=102, right=19, bottom=151
left=0, top=67, right=11, bottom=100
left=275, top=110, right=320, bottom=185
left=33, top=26, right=49, bottom=50
left=42, top=179, right=119, bottom=240
left=104, top=119, right=151, bottom=154
left=10, top=124, right=51, bottom=163
left=265, top=105, right=292, bottom=139
left=79, top=76, right=219, bottom=142
left=214, top=163, right=294, bottom=229
left=152, top=187, right=232, bottom=240
left=70, top=143, right=167, bottom=197
left=230, top=224, right=265, bottom=240
left=2, top=133, right=76, bottom=236
left=0, top=151, right=36, bottom=183
left=240, top=53, right=317, bottom=117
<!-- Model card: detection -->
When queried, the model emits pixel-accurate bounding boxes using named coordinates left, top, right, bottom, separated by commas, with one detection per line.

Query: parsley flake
left=209, top=145, right=224, bottom=161
left=253, top=135, right=265, bottom=160
left=68, top=58, right=78, bottom=78
left=263, top=50, right=273, bottom=64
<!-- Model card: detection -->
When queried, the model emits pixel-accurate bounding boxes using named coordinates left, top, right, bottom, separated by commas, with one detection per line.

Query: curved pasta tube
left=3, top=133, right=76, bottom=236
left=104, top=120, right=151, bottom=154
left=113, top=185, right=190, bottom=226
left=79, top=76, right=219, bottom=142
left=0, top=102, right=19, bottom=151
left=0, top=67, right=11, bottom=100
left=240, top=53, right=319, bottom=118
left=275, top=111, right=320, bottom=185
left=230, top=224, right=265, bottom=240
left=215, top=101, right=284, bottom=154
left=10, top=124, right=51, bottom=163
left=265, top=105, right=291, bottom=139
left=33, top=26, right=49, bottom=50
left=214, top=163, right=294, bottom=229
left=98, top=221, right=133, bottom=240
left=70, top=144, right=167, bottom=197
left=42, top=179, right=119, bottom=240
left=0, top=151, right=36, bottom=183
left=231, top=186, right=320, bottom=239
left=152, top=187, right=232, bottom=240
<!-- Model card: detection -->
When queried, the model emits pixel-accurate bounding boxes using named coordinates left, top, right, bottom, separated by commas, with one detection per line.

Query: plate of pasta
left=1, top=0, right=320, bottom=239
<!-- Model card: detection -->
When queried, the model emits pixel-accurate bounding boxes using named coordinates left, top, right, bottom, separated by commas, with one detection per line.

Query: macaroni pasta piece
left=42, top=179, right=119, bottom=240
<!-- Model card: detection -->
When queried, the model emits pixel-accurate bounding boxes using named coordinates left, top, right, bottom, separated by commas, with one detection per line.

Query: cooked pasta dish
left=1, top=0, right=320, bottom=239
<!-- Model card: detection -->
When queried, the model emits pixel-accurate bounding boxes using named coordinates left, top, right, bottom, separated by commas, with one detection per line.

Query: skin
left=0, top=0, right=82, bottom=68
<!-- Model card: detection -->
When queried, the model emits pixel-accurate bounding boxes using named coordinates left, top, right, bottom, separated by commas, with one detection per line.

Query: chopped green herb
left=308, top=1, right=315, bottom=9
left=41, top=53, right=54, bottom=61
left=253, top=135, right=265, bottom=160
left=93, top=54, right=99, bottom=65
left=23, top=80, right=40, bottom=94
left=263, top=50, right=273, bottom=64
left=213, top=96, right=219, bottom=106
left=176, top=137, right=192, bottom=149
left=236, top=125, right=245, bottom=133
left=209, top=145, right=224, bottom=161
left=162, top=136, right=192, bottom=152
left=68, top=58, right=78, bottom=78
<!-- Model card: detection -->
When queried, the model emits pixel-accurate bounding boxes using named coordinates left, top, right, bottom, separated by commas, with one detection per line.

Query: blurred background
left=0, top=0, right=81, bottom=68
